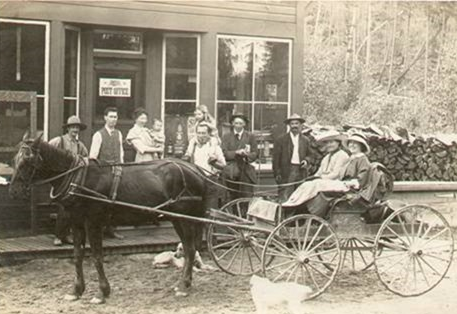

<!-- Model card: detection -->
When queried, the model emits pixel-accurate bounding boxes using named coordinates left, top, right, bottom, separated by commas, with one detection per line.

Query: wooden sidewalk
left=0, top=223, right=180, bottom=263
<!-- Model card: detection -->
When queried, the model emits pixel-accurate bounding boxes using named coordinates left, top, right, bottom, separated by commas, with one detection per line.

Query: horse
left=9, top=133, right=207, bottom=304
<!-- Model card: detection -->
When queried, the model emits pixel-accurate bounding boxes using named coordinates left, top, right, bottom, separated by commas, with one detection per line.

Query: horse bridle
left=15, top=142, right=43, bottom=187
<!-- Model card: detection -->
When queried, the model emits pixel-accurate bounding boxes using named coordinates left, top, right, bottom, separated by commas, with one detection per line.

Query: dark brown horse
left=9, top=134, right=207, bottom=303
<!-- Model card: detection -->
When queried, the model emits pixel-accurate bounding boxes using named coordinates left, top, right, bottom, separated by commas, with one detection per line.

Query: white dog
left=250, top=275, right=312, bottom=314
left=153, top=243, right=216, bottom=272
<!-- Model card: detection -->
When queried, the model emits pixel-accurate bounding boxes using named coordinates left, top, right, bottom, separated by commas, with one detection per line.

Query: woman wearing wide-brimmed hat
left=341, top=133, right=371, bottom=189
left=282, top=132, right=373, bottom=218
left=314, top=130, right=350, bottom=180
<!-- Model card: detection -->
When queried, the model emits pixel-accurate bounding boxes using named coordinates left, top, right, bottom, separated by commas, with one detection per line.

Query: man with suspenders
left=48, top=115, right=89, bottom=246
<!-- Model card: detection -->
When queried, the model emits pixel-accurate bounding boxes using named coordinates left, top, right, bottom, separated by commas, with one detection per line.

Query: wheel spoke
left=378, top=238, right=408, bottom=251
left=266, top=250, right=296, bottom=259
left=226, top=243, right=242, bottom=270
left=350, top=239, right=355, bottom=270
left=412, top=255, right=417, bottom=291
left=375, top=251, right=408, bottom=261
left=308, top=259, right=338, bottom=267
left=415, top=255, right=430, bottom=287
left=417, top=255, right=442, bottom=276
left=272, top=237, right=298, bottom=256
left=356, top=242, right=369, bottom=266
left=246, top=246, right=255, bottom=272
left=398, top=215, right=413, bottom=245
left=308, top=234, right=336, bottom=253
left=212, top=238, right=241, bottom=250
left=378, top=253, right=409, bottom=275
left=239, top=246, right=245, bottom=273
left=305, top=247, right=339, bottom=259
left=212, top=232, right=238, bottom=239
left=285, top=264, right=299, bottom=283
left=216, top=241, right=241, bottom=261
left=248, top=242, right=262, bottom=262
left=273, top=262, right=297, bottom=282
left=307, top=262, right=332, bottom=280
left=305, top=223, right=324, bottom=252
left=419, top=228, right=450, bottom=248
left=386, top=225, right=410, bottom=247
left=303, top=264, right=320, bottom=291
left=302, top=218, right=312, bottom=250
left=421, top=252, right=451, bottom=263
left=266, top=259, right=296, bottom=272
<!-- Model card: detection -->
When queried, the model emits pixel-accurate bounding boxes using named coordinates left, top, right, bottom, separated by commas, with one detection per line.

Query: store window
left=64, top=27, right=80, bottom=120
left=217, top=36, right=291, bottom=137
left=163, top=34, right=199, bottom=157
left=0, top=19, right=49, bottom=166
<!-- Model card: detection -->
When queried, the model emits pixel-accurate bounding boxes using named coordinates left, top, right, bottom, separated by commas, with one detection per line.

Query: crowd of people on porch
left=50, top=105, right=374, bottom=246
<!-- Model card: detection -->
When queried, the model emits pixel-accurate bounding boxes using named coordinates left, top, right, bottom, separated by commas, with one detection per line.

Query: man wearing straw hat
left=48, top=115, right=89, bottom=246
left=273, top=114, right=311, bottom=202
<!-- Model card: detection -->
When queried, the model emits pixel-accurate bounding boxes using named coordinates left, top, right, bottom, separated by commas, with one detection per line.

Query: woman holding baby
left=126, top=108, right=165, bottom=162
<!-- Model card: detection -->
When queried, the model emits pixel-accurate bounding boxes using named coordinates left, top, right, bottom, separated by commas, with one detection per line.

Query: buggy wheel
left=262, top=214, right=341, bottom=300
left=339, top=237, right=376, bottom=272
left=374, top=205, right=454, bottom=296
left=207, top=198, right=269, bottom=276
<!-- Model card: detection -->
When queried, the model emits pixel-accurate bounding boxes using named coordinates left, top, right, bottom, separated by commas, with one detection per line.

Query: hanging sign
left=99, top=78, right=131, bottom=97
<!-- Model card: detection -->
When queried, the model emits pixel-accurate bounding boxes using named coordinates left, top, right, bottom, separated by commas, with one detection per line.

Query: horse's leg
left=64, top=218, right=85, bottom=301
left=175, top=221, right=198, bottom=296
left=87, top=218, right=110, bottom=304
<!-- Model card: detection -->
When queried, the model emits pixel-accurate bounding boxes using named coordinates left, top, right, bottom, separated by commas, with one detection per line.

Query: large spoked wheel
left=207, top=198, right=269, bottom=276
left=374, top=205, right=454, bottom=296
left=339, top=237, right=376, bottom=272
left=262, top=214, right=341, bottom=300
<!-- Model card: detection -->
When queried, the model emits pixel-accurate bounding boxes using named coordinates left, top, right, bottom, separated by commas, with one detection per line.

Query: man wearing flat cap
left=273, top=114, right=311, bottom=202
left=221, top=113, right=258, bottom=201
left=48, top=115, right=89, bottom=246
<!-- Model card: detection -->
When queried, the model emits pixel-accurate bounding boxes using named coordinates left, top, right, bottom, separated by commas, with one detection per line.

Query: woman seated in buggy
left=281, top=132, right=389, bottom=220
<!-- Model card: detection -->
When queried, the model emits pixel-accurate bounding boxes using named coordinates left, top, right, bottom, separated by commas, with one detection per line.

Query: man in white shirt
left=89, top=107, right=124, bottom=239
left=273, top=114, right=311, bottom=202
left=184, top=122, right=226, bottom=209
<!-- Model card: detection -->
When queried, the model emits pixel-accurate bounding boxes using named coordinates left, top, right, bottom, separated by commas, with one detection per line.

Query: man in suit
left=273, top=114, right=311, bottom=202
left=221, top=113, right=258, bottom=201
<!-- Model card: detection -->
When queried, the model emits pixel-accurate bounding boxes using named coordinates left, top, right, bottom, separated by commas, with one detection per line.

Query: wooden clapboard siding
left=0, top=1, right=297, bottom=38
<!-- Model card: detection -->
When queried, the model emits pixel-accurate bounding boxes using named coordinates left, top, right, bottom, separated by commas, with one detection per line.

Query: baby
left=148, top=119, right=165, bottom=159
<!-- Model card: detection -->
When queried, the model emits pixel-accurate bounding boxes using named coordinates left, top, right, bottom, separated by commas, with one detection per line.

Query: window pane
left=64, top=29, right=78, bottom=97
left=0, top=23, right=45, bottom=94
left=254, top=103, right=287, bottom=136
left=217, top=102, right=252, bottom=132
left=218, top=38, right=253, bottom=101
left=255, top=41, right=289, bottom=102
left=165, top=37, right=197, bottom=100
left=164, top=102, right=196, bottom=157
left=64, top=99, right=77, bottom=121
left=0, top=101, right=32, bottom=148
left=93, top=31, right=142, bottom=52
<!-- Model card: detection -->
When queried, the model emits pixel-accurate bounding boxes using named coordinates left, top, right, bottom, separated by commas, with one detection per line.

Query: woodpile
left=303, top=125, right=457, bottom=181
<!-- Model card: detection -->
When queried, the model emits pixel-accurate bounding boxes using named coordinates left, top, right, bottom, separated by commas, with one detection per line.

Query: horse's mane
left=36, top=139, right=76, bottom=170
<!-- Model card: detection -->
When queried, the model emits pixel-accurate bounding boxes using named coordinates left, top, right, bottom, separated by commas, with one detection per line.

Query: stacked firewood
left=303, top=126, right=457, bottom=181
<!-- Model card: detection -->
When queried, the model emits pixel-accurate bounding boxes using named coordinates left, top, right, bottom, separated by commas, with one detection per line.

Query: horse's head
left=9, top=132, right=44, bottom=200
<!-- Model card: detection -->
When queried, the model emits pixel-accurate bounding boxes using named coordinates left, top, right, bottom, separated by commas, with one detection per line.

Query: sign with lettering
left=99, top=78, right=131, bottom=97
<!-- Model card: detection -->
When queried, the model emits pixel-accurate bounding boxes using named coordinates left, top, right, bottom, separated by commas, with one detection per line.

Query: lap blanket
left=282, top=179, right=351, bottom=207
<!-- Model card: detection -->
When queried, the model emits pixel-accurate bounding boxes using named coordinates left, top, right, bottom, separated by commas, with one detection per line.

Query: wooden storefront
left=0, top=1, right=305, bottom=236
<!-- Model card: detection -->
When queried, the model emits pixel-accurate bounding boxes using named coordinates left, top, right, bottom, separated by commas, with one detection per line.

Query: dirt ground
left=1, top=249, right=456, bottom=314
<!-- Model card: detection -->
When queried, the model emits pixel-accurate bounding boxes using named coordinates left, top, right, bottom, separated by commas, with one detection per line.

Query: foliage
left=301, top=1, right=457, bottom=135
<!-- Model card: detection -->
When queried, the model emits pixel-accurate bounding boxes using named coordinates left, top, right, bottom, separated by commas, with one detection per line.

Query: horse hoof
left=90, top=297, right=105, bottom=304
left=64, top=294, right=79, bottom=301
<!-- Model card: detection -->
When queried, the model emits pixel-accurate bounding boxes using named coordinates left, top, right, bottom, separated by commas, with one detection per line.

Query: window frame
left=161, top=33, right=201, bottom=121
left=63, top=25, right=81, bottom=118
left=0, top=18, right=50, bottom=140
left=93, top=29, right=144, bottom=55
left=215, top=34, right=292, bottom=132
